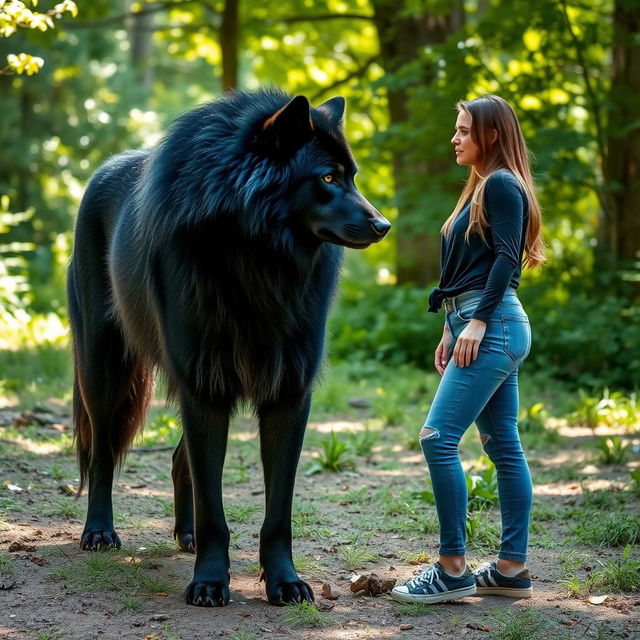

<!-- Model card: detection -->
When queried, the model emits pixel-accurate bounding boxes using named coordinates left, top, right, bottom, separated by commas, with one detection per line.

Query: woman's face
left=451, top=110, right=480, bottom=168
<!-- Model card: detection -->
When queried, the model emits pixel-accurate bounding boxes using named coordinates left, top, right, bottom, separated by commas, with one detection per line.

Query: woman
left=391, top=95, right=545, bottom=605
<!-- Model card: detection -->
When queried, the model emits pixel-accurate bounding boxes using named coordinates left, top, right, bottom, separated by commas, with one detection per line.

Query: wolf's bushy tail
left=73, top=354, right=154, bottom=495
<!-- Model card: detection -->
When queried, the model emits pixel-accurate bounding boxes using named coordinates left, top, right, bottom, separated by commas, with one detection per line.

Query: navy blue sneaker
left=390, top=562, right=476, bottom=604
left=474, top=562, right=533, bottom=598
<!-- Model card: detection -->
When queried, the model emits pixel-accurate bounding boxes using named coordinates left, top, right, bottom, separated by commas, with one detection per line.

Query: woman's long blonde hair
left=442, top=95, right=545, bottom=268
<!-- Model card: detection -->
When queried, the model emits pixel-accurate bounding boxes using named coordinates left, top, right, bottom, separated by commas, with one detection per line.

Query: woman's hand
left=434, top=323, right=452, bottom=376
left=453, top=318, right=487, bottom=367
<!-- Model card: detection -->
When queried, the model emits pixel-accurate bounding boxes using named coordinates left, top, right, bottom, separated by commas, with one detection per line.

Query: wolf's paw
left=80, top=529, right=121, bottom=550
left=266, top=579, right=314, bottom=606
left=175, top=531, right=195, bottom=553
left=185, top=580, right=230, bottom=607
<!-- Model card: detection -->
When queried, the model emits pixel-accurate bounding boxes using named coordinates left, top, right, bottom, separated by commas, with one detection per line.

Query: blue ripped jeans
left=421, top=289, right=533, bottom=562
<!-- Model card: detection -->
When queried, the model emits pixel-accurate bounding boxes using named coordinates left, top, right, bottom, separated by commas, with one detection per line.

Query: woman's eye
left=322, top=174, right=334, bottom=184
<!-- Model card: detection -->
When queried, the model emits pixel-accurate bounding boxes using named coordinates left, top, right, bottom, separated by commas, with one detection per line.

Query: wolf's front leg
left=258, top=392, right=314, bottom=605
left=180, top=393, right=232, bottom=607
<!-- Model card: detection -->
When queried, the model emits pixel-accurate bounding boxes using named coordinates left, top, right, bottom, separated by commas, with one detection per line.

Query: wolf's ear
left=317, top=96, right=345, bottom=127
left=258, top=95, right=314, bottom=157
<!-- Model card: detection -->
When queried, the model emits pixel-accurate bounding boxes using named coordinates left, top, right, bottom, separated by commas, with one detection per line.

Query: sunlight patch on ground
left=1, top=436, right=63, bottom=455
left=535, top=483, right=583, bottom=496
left=309, top=420, right=368, bottom=434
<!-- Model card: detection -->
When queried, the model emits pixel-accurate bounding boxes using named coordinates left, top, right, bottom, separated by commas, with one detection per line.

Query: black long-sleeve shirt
left=428, top=169, right=529, bottom=323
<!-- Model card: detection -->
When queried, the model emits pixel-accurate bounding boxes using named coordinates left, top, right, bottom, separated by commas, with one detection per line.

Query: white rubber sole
left=390, top=583, right=477, bottom=604
left=475, top=586, right=533, bottom=598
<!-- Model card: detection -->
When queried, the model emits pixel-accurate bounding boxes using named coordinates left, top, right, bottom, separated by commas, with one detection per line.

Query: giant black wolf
left=67, top=89, right=390, bottom=607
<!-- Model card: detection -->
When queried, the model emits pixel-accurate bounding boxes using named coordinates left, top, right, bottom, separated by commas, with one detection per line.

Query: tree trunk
left=599, top=0, right=640, bottom=283
left=127, top=0, right=156, bottom=90
left=372, top=0, right=465, bottom=286
left=220, top=0, right=239, bottom=90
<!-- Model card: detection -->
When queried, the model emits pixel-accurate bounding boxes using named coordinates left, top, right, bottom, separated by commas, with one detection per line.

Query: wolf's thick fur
left=68, top=89, right=389, bottom=607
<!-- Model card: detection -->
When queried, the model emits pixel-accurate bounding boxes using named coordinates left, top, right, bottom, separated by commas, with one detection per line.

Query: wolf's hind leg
left=172, top=436, right=195, bottom=552
left=73, top=317, right=153, bottom=551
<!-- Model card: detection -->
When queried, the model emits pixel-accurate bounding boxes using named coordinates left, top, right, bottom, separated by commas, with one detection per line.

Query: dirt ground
left=0, top=406, right=638, bottom=640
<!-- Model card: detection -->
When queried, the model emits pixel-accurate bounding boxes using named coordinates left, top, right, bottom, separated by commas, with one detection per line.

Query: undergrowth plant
left=306, top=430, right=355, bottom=474
left=562, top=545, right=640, bottom=595
left=598, top=436, right=630, bottom=465
left=631, top=469, right=640, bottom=494
left=465, top=507, right=500, bottom=551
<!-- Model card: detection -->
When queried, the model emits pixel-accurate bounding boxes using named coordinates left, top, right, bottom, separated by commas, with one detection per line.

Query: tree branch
left=310, top=54, right=380, bottom=102
left=268, top=13, right=373, bottom=26
left=67, top=0, right=208, bottom=29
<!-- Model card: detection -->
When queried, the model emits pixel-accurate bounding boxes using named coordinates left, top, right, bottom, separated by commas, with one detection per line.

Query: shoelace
left=406, top=565, right=440, bottom=589
left=473, top=563, right=493, bottom=580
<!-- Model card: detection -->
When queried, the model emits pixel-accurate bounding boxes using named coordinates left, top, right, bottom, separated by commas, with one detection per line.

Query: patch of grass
left=118, top=594, right=145, bottom=611
left=0, top=550, right=17, bottom=578
left=48, top=548, right=172, bottom=596
left=491, top=608, right=551, bottom=640
left=579, top=483, right=633, bottom=509
left=306, top=430, right=356, bottom=475
left=229, top=632, right=256, bottom=640
left=282, top=601, right=332, bottom=628
left=339, top=546, right=379, bottom=569
left=531, top=501, right=563, bottom=522
left=589, top=545, right=640, bottom=592
left=573, top=513, right=640, bottom=547
left=399, top=550, right=435, bottom=565
left=631, top=469, right=640, bottom=494
left=45, top=499, right=81, bottom=520
left=346, top=426, right=380, bottom=457
left=156, top=498, right=174, bottom=517
left=144, top=540, right=177, bottom=557
left=35, top=631, right=64, bottom=640
left=226, top=503, right=261, bottom=524
left=561, top=545, right=640, bottom=595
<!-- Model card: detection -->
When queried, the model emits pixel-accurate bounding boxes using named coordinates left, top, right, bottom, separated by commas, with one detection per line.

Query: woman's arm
left=471, top=171, right=525, bottom=322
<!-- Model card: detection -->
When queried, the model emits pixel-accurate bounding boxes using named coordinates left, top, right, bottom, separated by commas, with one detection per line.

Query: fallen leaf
left=8, top=541, right=36, bottom=552
left=57, top=484, right=77, bottom=496
left=588, top=595, right=609, bottom=605
left=349, top=573, right=396, bottom=596
left=467, top=622, right=491, bottom=632
left=30, top=556, right=45, bottom=566
left=400, top=624, right=414, bottom=631
left=321, top=582, right=341, bottom=600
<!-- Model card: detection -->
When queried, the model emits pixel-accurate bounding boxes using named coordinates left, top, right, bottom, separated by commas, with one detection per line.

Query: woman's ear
left=490, top=128, right=498, bottom=144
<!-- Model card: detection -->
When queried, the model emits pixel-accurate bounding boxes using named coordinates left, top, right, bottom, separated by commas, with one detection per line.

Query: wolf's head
left=252, top=94, right=391, bottom=250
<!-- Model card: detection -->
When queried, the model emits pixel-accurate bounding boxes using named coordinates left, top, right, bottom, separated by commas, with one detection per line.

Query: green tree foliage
left=0, top=0, right=637, bottom=390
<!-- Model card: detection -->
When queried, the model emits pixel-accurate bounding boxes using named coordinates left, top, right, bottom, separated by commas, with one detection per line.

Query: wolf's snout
left=369, top=217, right=391, bottom=238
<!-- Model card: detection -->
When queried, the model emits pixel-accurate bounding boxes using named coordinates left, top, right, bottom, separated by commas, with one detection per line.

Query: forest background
left=1, top=0, right=639, bottom=399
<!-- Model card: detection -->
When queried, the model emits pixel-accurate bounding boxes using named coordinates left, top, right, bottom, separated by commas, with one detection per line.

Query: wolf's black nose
left=370, top=218, right=391, bottom=237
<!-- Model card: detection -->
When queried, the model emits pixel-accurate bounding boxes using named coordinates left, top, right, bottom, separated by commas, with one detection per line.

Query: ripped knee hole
left=419, top=427, right=440, bottom=441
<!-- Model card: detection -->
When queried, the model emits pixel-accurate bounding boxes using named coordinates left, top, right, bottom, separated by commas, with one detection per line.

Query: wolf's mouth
left=317, top=227, right=373, bottom=249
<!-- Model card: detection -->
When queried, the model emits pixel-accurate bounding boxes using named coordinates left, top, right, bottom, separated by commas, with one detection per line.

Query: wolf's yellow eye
left=322, top=174, right=334, bottom=184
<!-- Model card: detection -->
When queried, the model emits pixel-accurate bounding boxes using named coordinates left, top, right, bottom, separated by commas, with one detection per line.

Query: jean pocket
left=455, top=300, right=480, bottom=322
left=501, top=314, right=531, bottom=361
